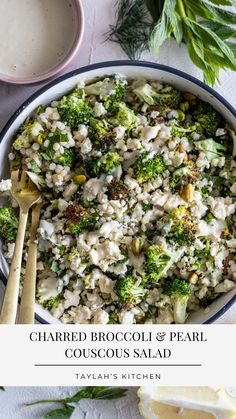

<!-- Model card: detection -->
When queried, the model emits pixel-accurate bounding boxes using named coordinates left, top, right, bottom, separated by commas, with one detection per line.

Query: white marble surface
left=0, top=0, right=236, bottom=417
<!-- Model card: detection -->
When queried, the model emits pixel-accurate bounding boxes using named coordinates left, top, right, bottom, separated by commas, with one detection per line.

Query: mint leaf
left=206, top=0, right=236, bottom=5
left=150, top=0, right=176, bottom=56
left=200, top=0, right=236, bottom=22
left=185, top=18, right=236, bottom=69
left=200, top=20, right=236, bottom=39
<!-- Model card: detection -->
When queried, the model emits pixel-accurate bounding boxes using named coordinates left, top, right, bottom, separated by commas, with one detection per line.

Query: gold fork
left=18, top=201, right=44, bottom=324
left=0, top=169, right=41, bottom=324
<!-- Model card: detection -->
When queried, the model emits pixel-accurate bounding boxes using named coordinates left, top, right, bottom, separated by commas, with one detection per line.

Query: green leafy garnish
left=42, top=407, right=74, bottom=419
left=26, top=387, right=128, bottom=419
left=40, top=128, right=68, bottom=161
left=29, top=159, right=41, bottom=174
left=107, top=0, right=236, bottom=86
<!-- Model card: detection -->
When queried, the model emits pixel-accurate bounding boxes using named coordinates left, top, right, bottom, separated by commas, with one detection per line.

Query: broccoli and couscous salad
left=0, top=75, right=236, bottom=324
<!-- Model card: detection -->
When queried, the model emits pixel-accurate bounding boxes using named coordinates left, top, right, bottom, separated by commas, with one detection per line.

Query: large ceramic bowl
left=0, top=61, right=235, bottom=324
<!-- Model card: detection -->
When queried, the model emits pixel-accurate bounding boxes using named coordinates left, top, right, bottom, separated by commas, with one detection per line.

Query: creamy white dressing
left=0, top=0, right=76, bottom=78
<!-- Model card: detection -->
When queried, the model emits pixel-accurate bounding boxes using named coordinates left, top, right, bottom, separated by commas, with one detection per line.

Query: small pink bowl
left=0, top=0, right=84, bottom=85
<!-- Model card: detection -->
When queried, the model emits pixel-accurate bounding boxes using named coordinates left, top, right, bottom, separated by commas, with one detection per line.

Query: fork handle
left=18, top=205, right=41, bottom=324
left=0, top=209, right=28, bottom=324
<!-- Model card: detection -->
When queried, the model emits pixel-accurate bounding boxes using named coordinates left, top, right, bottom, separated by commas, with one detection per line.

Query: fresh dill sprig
left=106, top=0, right=152, bottom=59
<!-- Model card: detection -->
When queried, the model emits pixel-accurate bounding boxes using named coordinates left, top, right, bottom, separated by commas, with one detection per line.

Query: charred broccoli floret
left=157, top=206, right=195, bottom=246
left=87, top=152, right=121, bottom=177
left=100, top=151, right=121, bottom=174
left=107, top=179, right=129, bottom=200
left=132, top=151, right=165, bottom=183
left=64, top=204, right=97, bottom=235
left=89, top=118, right=113, bottom=151
left=115, top=275, right=145, bottom=304
left=58, top=91, right=93, bottom=129
left=170, top=120, right=201, bottom=139
left=84, top=76, right=126, bottom=101
left=133, top=83, right=181, bottom=108
left=194, top=138, right=227, bottom=162
left=108, top=311, right=119, bottom=324
left=0, top=207, right=19, bottom=243
left=162, top=278, right=190, bottom=324
left=110, top=103, right=138, bottom=129
left=104, top=78, right=127, bottom=114
left=169, top=162, right=200, bottom=192
left=43, top=295, right=62, bottom=311
left=144, top=244, right=183, bottom=283
left=193, top=102, right=222, bottom=136
left=57, top=148, right=76, bottom=168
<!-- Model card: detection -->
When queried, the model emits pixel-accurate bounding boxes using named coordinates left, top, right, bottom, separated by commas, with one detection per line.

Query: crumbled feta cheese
left=92, top=309, right=109, bottom=324
left=140, top=126, right=160, bottom=141
left=64, top=290, right=80, bottom=309
left=80, top=137, right=92, bottom=154
left=113, top=125, right=126, bottom=140
left=0, top=179, right=12, bottom=192
left=196, top=219, right=225, bottom=240
left=90, top=240, right=123, bottom=271
left=94, top=102, right=107, bottom=117
left=215, top=280, right=235, bottom=293
left=84, top=178, right=103, bottom=201
left=207, top=197, right=235, bottom=220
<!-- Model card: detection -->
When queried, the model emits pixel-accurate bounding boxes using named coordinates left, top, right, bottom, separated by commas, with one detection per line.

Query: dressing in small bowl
left=0, top=0, right=84, bottom=84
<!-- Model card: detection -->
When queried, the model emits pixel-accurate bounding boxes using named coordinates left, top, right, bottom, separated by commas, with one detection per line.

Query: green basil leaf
left=42, top=407, right=74, bottom=419
left=68, top=387, right=127, bottom=403
left=150, top=0, right=177, bottom=55
left=90, top=387, right=128, bottom=400
left=200, top=20, right=236, bottom=40
left=0, top=387, right=5, bottom=391
left=67, top=387, right=95, bottom=403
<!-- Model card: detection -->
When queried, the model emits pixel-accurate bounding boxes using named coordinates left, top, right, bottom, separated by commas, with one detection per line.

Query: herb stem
left=25, top=399, right=66, bottom=407
left=176, top=0, right=191, bottom=43
left=177, top=0, right=186, bottom=19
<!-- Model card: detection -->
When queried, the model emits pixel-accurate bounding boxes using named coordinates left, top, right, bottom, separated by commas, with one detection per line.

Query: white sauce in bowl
left=0, top=0, right=78, bottom=81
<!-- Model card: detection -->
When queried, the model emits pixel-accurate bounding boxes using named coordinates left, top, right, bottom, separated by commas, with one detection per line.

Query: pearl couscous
left=0, top=75, right=236, bottom=324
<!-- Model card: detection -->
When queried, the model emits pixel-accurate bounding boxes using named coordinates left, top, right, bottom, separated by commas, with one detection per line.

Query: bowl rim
left=0, top=0, right=84, bottom=85
left=0, top=59, right=235, bottom=324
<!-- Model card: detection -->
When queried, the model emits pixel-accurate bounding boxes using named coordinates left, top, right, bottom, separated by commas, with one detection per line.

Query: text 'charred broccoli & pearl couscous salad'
left=0, top=75, right=236, bottom=324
